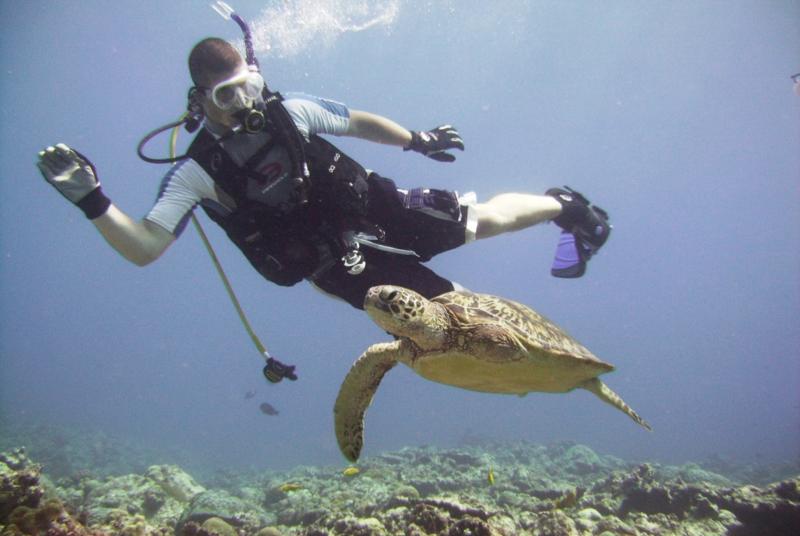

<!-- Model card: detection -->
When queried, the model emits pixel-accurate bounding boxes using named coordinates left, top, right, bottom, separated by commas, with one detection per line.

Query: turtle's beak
left=364, top=285, right=412, bottom=335
left=364, top=287, right=391, bottom=321
left=371, top=299, right=391, bottom=314
left=363, top=287, right=385, bottom=311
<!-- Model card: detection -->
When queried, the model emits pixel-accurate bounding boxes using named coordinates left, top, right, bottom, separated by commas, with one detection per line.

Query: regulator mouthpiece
left=239, top=107, right=266, bottom=134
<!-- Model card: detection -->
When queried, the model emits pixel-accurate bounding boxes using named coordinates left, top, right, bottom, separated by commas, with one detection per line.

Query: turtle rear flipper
left=334, top=341, right=406, bottom=462
left=579, top=377, right=652, bottom=431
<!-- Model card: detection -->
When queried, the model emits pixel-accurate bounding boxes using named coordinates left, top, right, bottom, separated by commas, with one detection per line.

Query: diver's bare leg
left=473, top=193, right=561, bottom=239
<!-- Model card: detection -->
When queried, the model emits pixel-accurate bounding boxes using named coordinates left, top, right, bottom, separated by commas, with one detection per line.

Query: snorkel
left=137, top=1, right=265, bottom=163
left=213, top=1, right=259, bottom=70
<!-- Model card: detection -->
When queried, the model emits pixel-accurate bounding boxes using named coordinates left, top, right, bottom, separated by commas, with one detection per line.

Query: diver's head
left=189, top=37, right=265, bottom=129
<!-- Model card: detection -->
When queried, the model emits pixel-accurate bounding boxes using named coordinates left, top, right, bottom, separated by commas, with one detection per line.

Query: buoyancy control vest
left=187, top=91, right=370, bottom=287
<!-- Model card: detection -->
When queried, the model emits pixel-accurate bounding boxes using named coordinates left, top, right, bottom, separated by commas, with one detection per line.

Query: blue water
left=1, top=0, right=798, bottom=473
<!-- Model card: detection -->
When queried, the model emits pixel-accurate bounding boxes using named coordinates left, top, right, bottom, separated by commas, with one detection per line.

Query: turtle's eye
left=380, top=289, right=399, bottom=303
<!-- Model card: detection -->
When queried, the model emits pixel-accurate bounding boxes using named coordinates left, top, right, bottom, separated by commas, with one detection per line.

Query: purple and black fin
left=551, top=231, right=587, bottom=278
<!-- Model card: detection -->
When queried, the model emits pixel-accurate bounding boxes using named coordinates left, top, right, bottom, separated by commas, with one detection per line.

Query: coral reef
left=177, top=489, right=271, bottom=533
left=1, top=442, right=798, bottom=536
left=0, top=448, right=106, bottom=536
left=50, top=462, right=204, bottom=533
left=0, top=449, right=44, bottom=520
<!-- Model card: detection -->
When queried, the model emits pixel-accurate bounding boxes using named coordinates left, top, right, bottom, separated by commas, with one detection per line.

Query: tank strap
left=263, top=89, right=310, bottom=183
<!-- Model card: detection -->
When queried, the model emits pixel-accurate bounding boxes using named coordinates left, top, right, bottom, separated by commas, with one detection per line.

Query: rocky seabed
left=1, top=442, right=798, bottom=536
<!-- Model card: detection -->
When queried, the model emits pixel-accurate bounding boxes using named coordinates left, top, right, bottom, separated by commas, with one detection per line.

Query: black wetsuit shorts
left=311, top=173, right=472, bottom=309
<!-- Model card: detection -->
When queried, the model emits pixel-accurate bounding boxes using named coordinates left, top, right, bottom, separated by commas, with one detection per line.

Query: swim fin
left=551, top=231, right=586, bottom=278
left=547, top=186, right=612, bottom=278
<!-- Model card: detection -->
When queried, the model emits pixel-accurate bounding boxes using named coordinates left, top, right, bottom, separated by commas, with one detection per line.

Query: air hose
left=168, top=118, right=272, bottom=362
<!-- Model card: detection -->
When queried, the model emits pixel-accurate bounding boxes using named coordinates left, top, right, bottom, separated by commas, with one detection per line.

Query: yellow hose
left=169, top=118, right=269, bottom=359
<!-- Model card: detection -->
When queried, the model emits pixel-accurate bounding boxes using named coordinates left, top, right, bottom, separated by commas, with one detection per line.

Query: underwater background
left=1, top=2, right=799, bottom=528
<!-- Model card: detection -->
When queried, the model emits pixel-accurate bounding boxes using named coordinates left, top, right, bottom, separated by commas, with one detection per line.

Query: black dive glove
left=36, top=143, right=111, bottom=219
left=404, top=125, right=465, bottom=162
left=263, top=357, right=298, bottom=383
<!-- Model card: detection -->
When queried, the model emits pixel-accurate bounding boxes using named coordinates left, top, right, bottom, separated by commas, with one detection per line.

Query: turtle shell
left=414, top=291, right=614, bottom=393
left=433, top=291, right=605, bottom=361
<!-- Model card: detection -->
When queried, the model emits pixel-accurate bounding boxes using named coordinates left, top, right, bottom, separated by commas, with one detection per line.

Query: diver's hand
left=37, top=144, right=110, bottom=219
left=404, top=125, right=464, bottom=162
left=37, top=144, right=99, bottom=203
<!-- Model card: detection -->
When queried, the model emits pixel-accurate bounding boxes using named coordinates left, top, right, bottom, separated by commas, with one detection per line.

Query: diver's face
left=199, top=62, right=250, bottom=128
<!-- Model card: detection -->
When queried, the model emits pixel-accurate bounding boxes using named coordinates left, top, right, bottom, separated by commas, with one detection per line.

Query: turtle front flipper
left=579, top=377, right=652, bottom=431
left=334, top=340, right=408, bottom=462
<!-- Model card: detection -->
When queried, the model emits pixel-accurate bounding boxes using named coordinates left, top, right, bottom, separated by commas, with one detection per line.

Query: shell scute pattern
left=436, top=291, right=599, bottom=361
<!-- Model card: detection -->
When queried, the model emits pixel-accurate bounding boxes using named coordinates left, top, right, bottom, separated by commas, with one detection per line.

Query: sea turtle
left=334, top=285, right=651, bottom=462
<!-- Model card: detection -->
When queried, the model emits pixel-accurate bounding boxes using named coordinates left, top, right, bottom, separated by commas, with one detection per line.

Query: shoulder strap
left=263, top=90, right=310, bottom=183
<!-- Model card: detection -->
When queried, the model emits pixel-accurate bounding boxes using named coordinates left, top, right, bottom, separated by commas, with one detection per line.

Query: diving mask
left=205, top=68, right=265, bottom=111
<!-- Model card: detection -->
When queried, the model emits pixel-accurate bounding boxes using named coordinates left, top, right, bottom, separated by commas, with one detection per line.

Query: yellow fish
left=342, top=466, right=360, bottom=477
left=278, top=482, right=304, bottom=493
left=487, top=467, right=495, bottom=485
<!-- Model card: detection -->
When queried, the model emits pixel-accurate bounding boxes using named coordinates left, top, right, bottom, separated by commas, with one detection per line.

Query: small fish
left=259, top=402, right=279, bottom=416
left=244, top=390, right=256, bottom=400
left=278, top=482, right=304, bottom=493
left=487, top=467, right=495, bottom=486
left=342, top=466, right=360, bottom=477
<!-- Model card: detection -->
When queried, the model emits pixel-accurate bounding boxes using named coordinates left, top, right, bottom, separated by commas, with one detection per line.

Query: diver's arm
left=37, top=143, right=174, bottom=266
left=346, top=110, right=464, bottom=162
left=91, top=206, right=175, bottom=266
left=345, top=109, right=413, bottom=146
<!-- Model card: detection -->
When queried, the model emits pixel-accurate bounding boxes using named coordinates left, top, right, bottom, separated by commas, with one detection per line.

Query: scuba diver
left=36, top=18, right=611, bottom=382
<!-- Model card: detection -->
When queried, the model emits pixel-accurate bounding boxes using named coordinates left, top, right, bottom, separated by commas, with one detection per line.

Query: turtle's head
left=364, top=286, right=448, bottom=350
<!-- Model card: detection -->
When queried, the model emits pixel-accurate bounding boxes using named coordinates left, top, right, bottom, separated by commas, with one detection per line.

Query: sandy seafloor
left=1, top=422, right=798, bottom=536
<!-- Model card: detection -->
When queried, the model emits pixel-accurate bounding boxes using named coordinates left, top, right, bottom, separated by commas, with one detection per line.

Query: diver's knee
left=474, top=204, right=512, bottom=239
